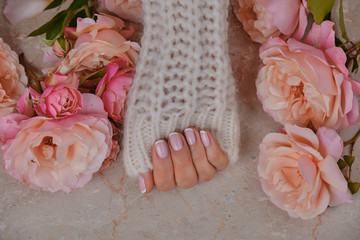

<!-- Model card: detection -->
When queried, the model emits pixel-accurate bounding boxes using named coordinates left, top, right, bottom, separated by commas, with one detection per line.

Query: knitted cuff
left=122, top=0, right=240, bottom=177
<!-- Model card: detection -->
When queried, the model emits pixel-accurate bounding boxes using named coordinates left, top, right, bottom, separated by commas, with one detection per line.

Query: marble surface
left=1, top=1, right=360, bottom=239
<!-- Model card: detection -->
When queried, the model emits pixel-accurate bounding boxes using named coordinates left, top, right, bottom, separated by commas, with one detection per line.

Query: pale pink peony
left=51, top=15, right=139, bottom=79
left=100, top=0, right=142, bottom=23
left=231, top=0, right=302, bottom=43
left=259, top=124, right=353, bottom=219
left=0, top=113, right=29, bottom=145
left=30, top=83, right=83, bottom=119
left=256, top=36, right=360, bottom=130
left=0, top=38, right=27, bottom=116
left=43, top=72, right=79, bottom=88
left=1, top=94, right=113, bottom=193
left=3, top=0, right=52, bottom=25
left=96, top=59, right=133, bottom=122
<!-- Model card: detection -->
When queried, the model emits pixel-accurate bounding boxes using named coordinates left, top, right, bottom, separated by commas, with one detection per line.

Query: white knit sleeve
left=122, top=0, right=240, bottom=177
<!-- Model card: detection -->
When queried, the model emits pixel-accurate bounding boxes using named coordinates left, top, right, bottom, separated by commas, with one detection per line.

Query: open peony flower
left=0, top=38, right=27, bottom=116
left=256, top=36, right=360, bottom=130
left=30, top=83, right=83, bottom=119
left=231, top=0, right=302, bottom=43
left=259, top=124, right=353, bottom=219
left=0, top=94, right=113, bottom=193
left=51, top=15, right=139, bottom=80
left=3, top=0, right=52, bottom=25
left=99, top=0, right=142, bottom=23
left=96, top=59, right=134, bottom=122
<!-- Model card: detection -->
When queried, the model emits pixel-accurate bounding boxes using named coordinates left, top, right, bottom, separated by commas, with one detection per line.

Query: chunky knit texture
left=122, top=0, right=240, bottom=177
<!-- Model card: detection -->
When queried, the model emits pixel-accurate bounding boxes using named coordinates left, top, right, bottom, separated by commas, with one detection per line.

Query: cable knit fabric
left=122, top=0, right=240, bottom=177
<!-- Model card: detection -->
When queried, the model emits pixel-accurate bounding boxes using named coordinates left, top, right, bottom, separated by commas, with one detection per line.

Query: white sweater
left=122, top=0, right=240, bottom=177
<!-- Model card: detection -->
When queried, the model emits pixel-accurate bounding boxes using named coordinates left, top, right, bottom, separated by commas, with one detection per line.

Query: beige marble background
left=1, top=1, right=360, bottom=239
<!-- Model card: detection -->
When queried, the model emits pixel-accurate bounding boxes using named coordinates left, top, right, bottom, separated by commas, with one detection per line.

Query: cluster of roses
left=232, top=0, right=359, bottom=219
left=0, top=12, right=140, bottom=192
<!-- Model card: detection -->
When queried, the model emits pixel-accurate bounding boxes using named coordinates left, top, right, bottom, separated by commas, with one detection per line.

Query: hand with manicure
left=138, top=128, right=229, bottom=193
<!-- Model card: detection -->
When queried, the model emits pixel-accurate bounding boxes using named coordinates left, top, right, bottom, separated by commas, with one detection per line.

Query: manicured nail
left=184, top=128, right=196, bottom=145
left=169, top=132, right=183, bottom=151
left=138, top=175, right=146, bottom=194
left=200, top=131, right=210, bottom=147
left=155, top=140, right=169, bottom=158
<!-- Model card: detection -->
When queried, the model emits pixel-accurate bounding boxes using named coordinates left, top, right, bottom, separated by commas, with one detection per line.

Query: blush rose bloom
left=0, top=94, right=113, bottom=192
left=100, top=0, right=142, bottom=23
left=256, top=36, right=360, bottom=130
left=30, top=83, right=83, bottom=119
left=231, top=0, right=302, bottom=43
left=96, top=59, right=133, bottom=122
left=51, top=15, right=139, bottom=79
left=0, top=38, right=27, bottom=116
left=4, top=0, right=52, bottom=25
left=259, top=124, right=353, bottom=219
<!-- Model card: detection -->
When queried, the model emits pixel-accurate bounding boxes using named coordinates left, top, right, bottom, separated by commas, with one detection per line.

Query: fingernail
left=200, top=131, right=210, bottom=147
left=184, top=128, right=196, bottom=145
left=169, top=132, right=183, bottom=151
left=155, top=140, right=169, bottom=158
left=138, top=175, right=146, bottom=194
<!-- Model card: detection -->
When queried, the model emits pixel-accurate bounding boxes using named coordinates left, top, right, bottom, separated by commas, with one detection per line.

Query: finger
left=152, top=140, right=176, bottom=192
left=200, top=130, right=229, bottom=170
left=184, top=128, right=216, bottom=182
left=139, top=170, right=154, bottom=193
left=168, top=132, right=198, bottom=189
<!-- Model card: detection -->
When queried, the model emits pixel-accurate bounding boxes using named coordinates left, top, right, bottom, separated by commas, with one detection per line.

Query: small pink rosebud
left=52, top=37, right=72, bottom=58
left=16, top=88, right=35, bottom=117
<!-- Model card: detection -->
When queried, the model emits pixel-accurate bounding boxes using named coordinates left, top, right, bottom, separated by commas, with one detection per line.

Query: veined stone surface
left=0, top=1, right=359, bottom=239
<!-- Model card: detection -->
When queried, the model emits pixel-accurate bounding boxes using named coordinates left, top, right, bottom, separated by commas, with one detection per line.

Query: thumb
left=138, top=170, right=154, bottom=194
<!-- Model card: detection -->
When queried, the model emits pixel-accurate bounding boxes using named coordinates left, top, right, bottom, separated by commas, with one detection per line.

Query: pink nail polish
left=184, top=128, right=196, bottom=145
left=169, top=132, right=183, bottom=151
left=155, top=140, right=169, bottom=158
left=138, top=175, right=146, bottom=194
left=200, top=131, right=210, bottom=147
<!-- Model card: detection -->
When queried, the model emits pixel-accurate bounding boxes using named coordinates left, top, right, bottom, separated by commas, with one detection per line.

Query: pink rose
left=3, top=0, right=52, bottom=25
left=231, top=0, right=302, bottom=43
left=256, top=36, right=360, bottom=130
left=0, top=38, right=27, bottom=116
left=259, top=124, right=353, bottom=219
left=100, top=0, right=142, bottom=23
left=1, top=94, right=113, bottom=192
left=30, top=83, right=83, bottom=119
left=96, top=59, right=133, bottom=122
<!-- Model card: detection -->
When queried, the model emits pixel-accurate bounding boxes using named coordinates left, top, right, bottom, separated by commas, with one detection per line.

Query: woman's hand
left=138, top=128, right=229, bottom=193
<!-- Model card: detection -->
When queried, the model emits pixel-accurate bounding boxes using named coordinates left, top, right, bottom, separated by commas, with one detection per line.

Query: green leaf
left=339, top=0, right=350, bottom=41
left=45, top=0, right=66, bottom=10
left=46, top=11, right=69, bottom=40
left=28, top=10, right=67, bottom=37
left=307, top=0, right=335, bottom=24
left=348, top=182, right=360, bottom=194
left=344, top=155, right=355, bottom=167
left=337, top=159, right=347, bottom=170
left=68, top=0, right=89, bottom=11
left=42, top=39, right=56, bottom=46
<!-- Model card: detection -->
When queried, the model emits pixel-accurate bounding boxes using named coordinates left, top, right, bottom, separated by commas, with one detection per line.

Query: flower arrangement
left=0, top=0, right=140, bottom=192
left=232, top=0, right=360, bottom=219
